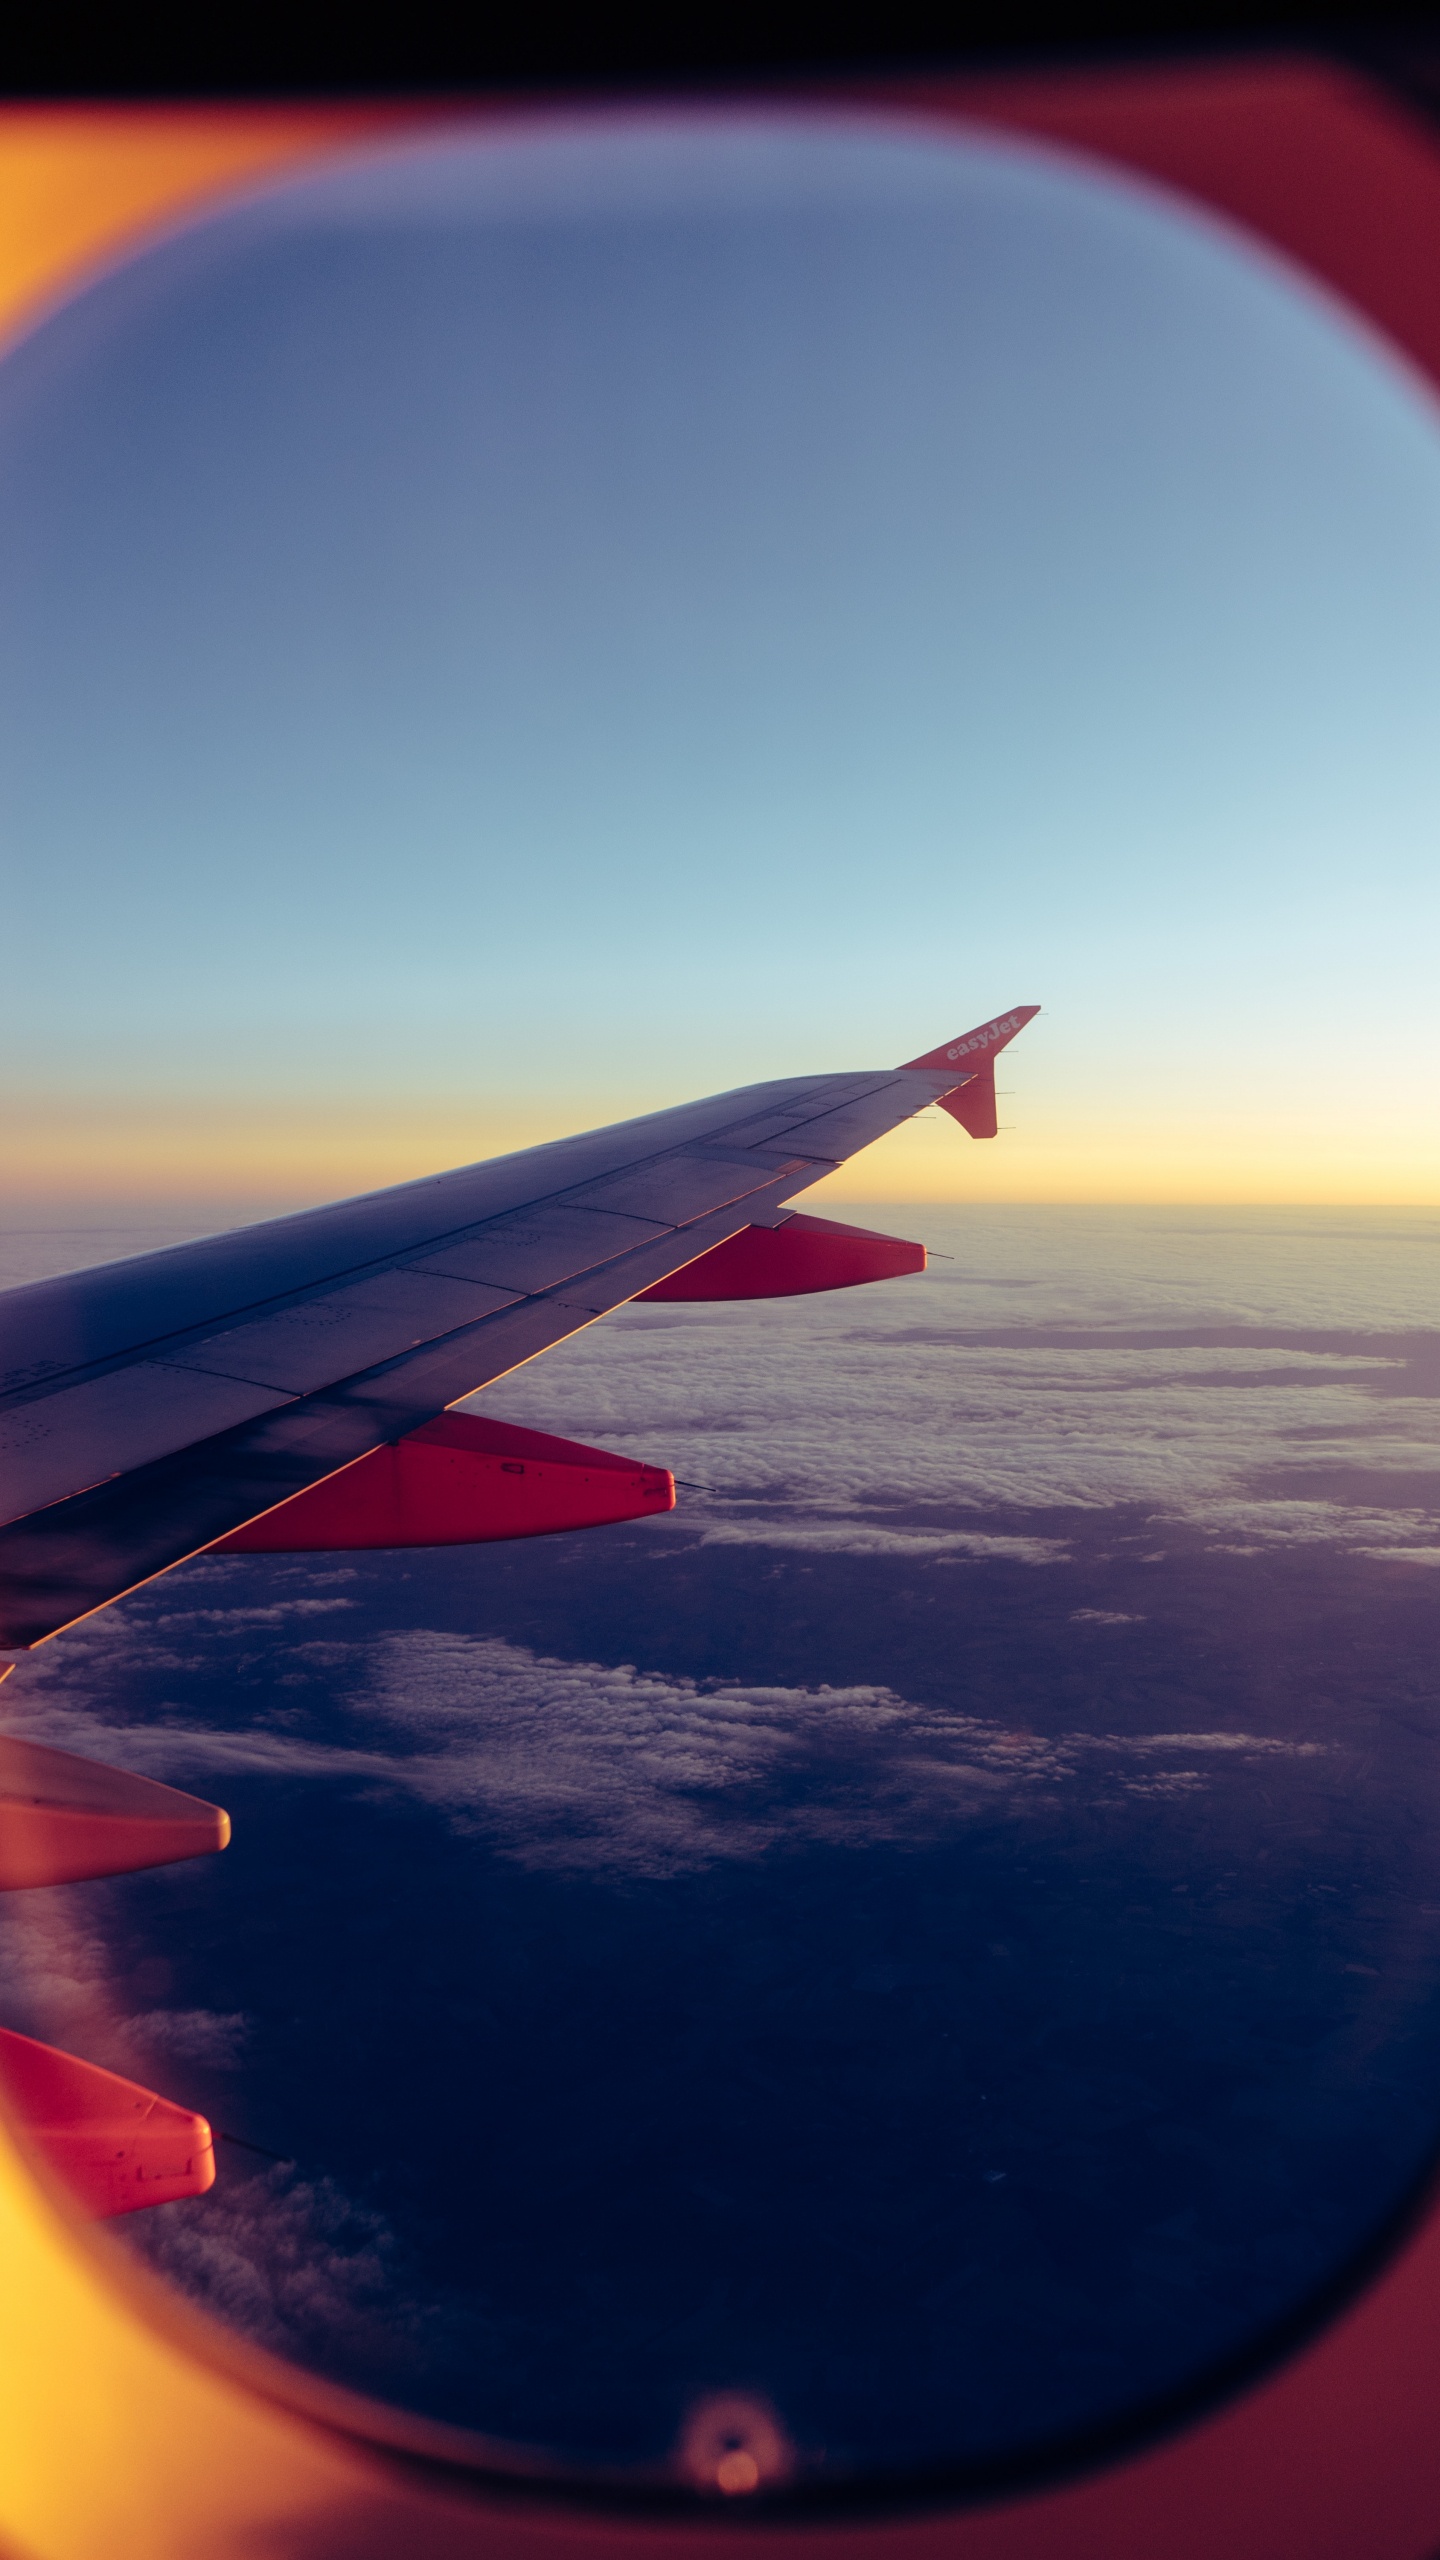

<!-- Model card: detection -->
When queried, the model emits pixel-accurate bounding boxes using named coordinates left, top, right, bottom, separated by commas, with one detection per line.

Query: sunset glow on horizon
left=2, top=109, right=1437, bottom=1222
left=3, top=1067, right=1435, bottom=1221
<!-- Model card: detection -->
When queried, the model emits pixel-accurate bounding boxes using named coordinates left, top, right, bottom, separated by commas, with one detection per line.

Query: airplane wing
left=0, top=1008, right=1037, bottom=1652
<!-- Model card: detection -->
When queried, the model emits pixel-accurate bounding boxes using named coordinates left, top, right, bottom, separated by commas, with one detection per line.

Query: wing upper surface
left=0, top=1077, right=839, bottom=1397
left=0, top=1066, right=950, bottom=1646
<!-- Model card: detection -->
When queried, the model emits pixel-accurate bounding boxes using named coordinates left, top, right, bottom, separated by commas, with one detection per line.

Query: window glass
left=2, top=115, right=1438, bottom=2497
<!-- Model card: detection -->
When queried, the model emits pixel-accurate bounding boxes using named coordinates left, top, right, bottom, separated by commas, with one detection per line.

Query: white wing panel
left=0, top=1364, right=293, bottom=1528
left=760, top=1081, right=919, bottom=1161
left=176, top=1271, right=521, bottom=1397
left=405, top=1205, right=668, bottom=1295
left=564, top=1154, right=803, bottom=1225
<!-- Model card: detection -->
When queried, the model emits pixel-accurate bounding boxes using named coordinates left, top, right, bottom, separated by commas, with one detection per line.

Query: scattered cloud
left=468, top=1291, right=1440, bottom=1555
left=132, top=2008, right=251, bottom=2068
left=0, top=1890, right=251, bottom=2086
left=0, top=1690, right=392, bottom=1789
left=148, top=1600, right=356, bottom=1628
left=340, top=1631, right=1324, bottom=1878
left=1119, top=1732, right=1323, bottom=1758
left=125, top=2158, right=425, bottom=2381
left=0, top=1889, right=120, bottom=2062
left=1183, top=1501, right=1440, bottom=1551
left=698, top=1518, right=1068, bottom=1564
left=0, top=1598, right=1340, bottom=1888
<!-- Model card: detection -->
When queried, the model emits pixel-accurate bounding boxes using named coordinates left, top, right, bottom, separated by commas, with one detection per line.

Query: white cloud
left=0, top=1890, right=120, bottom=2062
left=0, top=1692, right=391, bottom=1788
left=462, top=1283, right=1440, bottom=1553
left=124, top=2158, right=422, bottom=2377
left=132, top=2008, right=251, bottom=2068
left=149, top=1600, right=355, bottom=1628
left=0, top=1608, right=1337, bottom=1888
left=344, top=1632, right=1324, bottom=1878
left=1115, top=1731, right=1323, bottom=1758
left=0, top=1596, right=386, bottom=1789
left=1182, top=1502, right=1440, bottom=1550
left=698, top=1518, right=1068, bottom=1564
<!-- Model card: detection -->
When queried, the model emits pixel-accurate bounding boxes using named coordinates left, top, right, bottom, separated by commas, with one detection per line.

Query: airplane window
left=1, top=112, right=1438, bottom=2501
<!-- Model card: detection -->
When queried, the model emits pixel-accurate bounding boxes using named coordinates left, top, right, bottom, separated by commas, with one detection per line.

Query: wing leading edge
left=0, top=1013, right=1037, bottom=1649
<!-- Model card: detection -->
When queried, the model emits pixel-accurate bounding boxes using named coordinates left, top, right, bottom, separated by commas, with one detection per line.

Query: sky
left=2, top=109, right=1439, bottom=1215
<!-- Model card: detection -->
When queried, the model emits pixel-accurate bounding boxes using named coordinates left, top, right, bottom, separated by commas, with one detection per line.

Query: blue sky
left=2, top=112, right=1438, bottom=1204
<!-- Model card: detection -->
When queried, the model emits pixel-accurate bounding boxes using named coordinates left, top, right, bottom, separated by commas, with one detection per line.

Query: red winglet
left=900, top=1006, right=1039, bottom=1141
left=899, top=1005, right=1040, bottom=1076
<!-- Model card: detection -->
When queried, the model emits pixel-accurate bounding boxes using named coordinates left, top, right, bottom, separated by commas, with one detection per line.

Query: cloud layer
left=461, top=1217, right=1440, bottom=1556
left=3, top=1597, right=1326, bottom=1886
